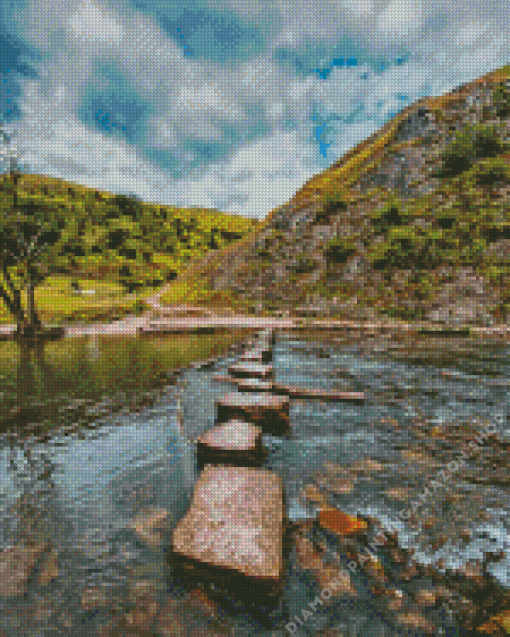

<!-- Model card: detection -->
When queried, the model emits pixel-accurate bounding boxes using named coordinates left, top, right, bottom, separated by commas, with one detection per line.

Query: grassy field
left=0, top=275, right=151, bottom=326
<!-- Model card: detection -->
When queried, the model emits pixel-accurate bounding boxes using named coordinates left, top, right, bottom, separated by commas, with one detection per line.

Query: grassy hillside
left=0, top=173, right=261, bottom=324
left=161, top=64, right=510, bottom=324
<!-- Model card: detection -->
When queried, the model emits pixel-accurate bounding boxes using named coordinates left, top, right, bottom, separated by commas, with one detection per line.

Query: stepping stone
left=256, top=334, right=274, bottom=348
left=171, top=466, right=284, bottom=599
left=212, top=375, right=238, bottom=384
left=211, top=376, right=274, bottom=391
left=240, top=348, right=272, bottom=363
left=237, top=379, right=274, bottom=392
left=216, top=392, right=290, bottom=436
left=228, top=363, right=273, bottom=380
left=195, top=420, right=266, bottom=468
left=272, top=384, right=365, bottom=402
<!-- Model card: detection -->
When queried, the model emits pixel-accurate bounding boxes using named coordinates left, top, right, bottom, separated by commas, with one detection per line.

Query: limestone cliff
left=170, top=65, right=510, bottom=324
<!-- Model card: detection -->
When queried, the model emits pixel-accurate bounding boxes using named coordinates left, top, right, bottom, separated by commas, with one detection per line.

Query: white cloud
left=343, top=0, right=374, bottom=16
left=7, top=0, right=510, bottom=220
left=68, top=0, right=123, bottom=45
left=377, top=0, right=423, bottom=38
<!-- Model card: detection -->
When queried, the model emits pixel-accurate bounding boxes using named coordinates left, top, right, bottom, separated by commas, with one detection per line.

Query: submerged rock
left=0, top=543, right=47, bottom=597
left=128, top=507, right=170, bottom=547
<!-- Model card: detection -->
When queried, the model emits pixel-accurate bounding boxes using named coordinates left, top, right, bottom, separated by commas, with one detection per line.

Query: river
left=0, top=329, right=508, bottom=635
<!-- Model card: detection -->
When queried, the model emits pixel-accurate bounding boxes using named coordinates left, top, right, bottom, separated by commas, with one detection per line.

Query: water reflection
left=0, top=330, right=247, bottom=426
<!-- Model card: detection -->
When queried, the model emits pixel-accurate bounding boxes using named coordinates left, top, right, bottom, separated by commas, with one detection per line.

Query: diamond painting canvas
left=0, top=1, right=510, bottom=635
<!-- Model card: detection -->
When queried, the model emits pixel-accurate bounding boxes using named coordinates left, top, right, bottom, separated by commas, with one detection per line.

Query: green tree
left=0, top=130, right=79, bottom=337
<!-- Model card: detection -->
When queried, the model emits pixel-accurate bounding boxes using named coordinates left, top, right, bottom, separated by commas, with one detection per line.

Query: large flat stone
left=216, top=392, right=290, bottom=435
left=171, top=466, right=284, bottom=598
left=195, top=420, right=266, bottom=468
left=237, top=379, right=274, bottom=392
left=228, top=363, right=273, bottom=380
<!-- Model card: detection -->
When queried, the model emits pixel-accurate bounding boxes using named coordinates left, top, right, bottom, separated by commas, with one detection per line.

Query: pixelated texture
left=1, top=5, right=510, bottom=635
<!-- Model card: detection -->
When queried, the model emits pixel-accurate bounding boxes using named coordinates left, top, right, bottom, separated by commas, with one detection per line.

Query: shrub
left=473, top=157, right=510, bottom=186
left=325, top=235, right=357, bottom=264
left=435, top=123, right=508, bottom=177
left=493, top=82, right=510, bottom=118
left=290, top=254, right=316, bottom=273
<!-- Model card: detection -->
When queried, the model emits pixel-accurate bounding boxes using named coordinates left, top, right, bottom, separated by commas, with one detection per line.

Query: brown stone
left=301, top=484, right=329, bottom=506
left=195, top=420, right=266, bottom=467
left=228, top=363, right=273, bottom=380
left=294, top=533, right=318, bottom=570
left=124, top=580, right=159, bottom=632
left=0, top=543, right=47, bottom=597
left=397, top=610, right=435, bottom=633
left=414, top=589, right=438, bottom=607
left=237, top=379, right=274, bottom=392
left=312, top=563, right=357, bottom=597
left=384, top=487, right=411, bottom=501
left=171, top=466, right=284, bottom=597
left=128, top=507, right=170, bottom=547
left=272, top=384, right=365, bottom=402
left=81, top=585, right=108, bottom=610
left=212, top=375, right=238, bottom=384
left=38, top=548, right=59, bottom=586
left=386, top=589, right=405, bottom=611
left=348, top=458, right=384, bottom=474
left=216, top=392, right=289, bottom=435
left=325, top=477, right=356, bottom=495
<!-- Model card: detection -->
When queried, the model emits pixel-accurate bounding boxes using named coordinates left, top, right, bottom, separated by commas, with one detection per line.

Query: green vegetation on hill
left=161, top=63, right=510, bottom=324
left=0, top=173, right=260, bottom=327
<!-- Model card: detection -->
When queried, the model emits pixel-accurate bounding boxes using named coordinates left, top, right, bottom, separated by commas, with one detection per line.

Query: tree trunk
left=26, top=278, right=42, bottom=336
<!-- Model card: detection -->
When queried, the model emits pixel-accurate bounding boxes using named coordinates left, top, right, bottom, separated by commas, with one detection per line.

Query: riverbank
left=1, top=279, right=510, bottom=340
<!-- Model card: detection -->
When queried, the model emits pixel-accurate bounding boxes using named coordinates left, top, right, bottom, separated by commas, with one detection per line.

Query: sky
left=0, top=0, right=508, bottom=219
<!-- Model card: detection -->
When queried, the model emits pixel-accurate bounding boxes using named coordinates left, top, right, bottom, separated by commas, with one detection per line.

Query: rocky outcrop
left=172, top=65, right=510, bottom=325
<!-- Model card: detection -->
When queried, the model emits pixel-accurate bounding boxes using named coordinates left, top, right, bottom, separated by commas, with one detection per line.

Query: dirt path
left=1, top=281, right=510, bottom=339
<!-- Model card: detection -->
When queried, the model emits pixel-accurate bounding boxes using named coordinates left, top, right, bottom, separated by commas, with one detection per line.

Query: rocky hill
left=164, top=64, right=510, bottom=325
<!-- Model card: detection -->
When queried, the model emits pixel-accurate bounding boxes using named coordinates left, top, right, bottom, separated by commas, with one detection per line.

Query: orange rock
left=414, top=589, right=438, bottom=607
left=302, top=484, right=329, bottom=505
left=318, top=508, right=368, bottom=536
left=477, top=610, right=510, bottom=633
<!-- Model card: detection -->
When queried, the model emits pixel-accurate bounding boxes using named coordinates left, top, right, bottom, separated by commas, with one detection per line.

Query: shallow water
left=0, top=331, right=508, bottom=635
